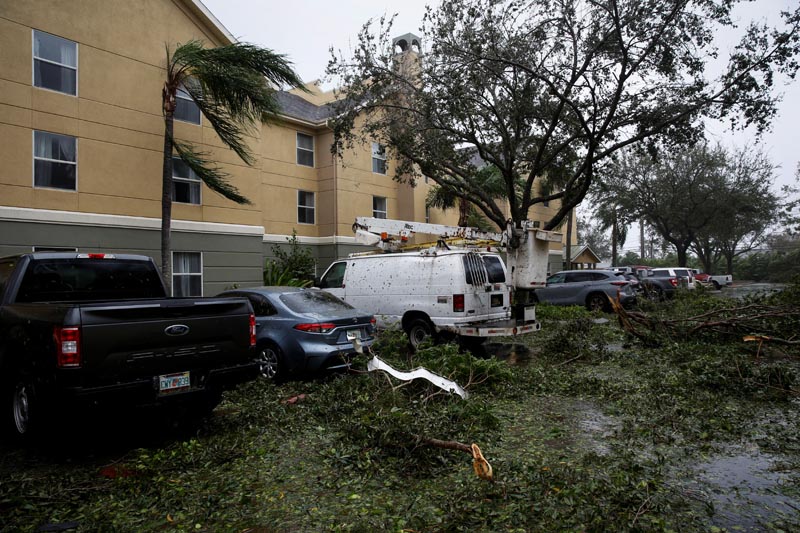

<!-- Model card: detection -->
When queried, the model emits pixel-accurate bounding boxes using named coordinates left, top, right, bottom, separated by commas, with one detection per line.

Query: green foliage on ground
left=1, top=287, right=799, bottom=531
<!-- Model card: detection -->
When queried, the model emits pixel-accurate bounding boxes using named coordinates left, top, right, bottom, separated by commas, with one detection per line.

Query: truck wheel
left=586, top=293, right=608, bottom=312
left=712, top=280, right=721, bottom=290
left=10, top=379, right=37, bottom=438
left=257, top=343, right=284, bottom=382
left=646, top=286, right=664, bottom=302
left=406, top=318, right=435, bottom=350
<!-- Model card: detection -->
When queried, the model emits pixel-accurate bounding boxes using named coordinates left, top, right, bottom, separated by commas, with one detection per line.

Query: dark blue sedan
left=217, top=287, right=375, bottom=381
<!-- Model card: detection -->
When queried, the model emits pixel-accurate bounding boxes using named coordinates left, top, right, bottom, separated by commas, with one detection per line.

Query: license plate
left=159, top=371, right=190, bottom=394
left=346, top=330, right=362, bottom=341
left=491, top=294, right=503, bottom=307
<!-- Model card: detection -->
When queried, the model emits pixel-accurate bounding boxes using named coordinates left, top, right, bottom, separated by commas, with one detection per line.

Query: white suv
left=649, top=267, right=695, bottom=290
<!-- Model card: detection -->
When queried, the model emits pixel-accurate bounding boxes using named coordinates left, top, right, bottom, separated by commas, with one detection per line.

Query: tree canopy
left=598, top=143, right=792, bottom=271
left=326, top=0, right=800, bottom=239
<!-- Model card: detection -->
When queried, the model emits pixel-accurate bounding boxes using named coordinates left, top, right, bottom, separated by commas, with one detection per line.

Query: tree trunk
left=565, top=209, right=573, bottom=270
left=676, top=245, right=688, bottom=267
left=611, top=213, right=618, bottom=267
left=725, top=253, right=734, bottom=275
left=161, top=113, right=174, bottom=294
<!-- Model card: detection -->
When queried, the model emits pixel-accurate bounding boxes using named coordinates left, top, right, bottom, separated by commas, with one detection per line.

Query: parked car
left=217, top=287, right=375, bottom=381
left=0, top=252, right=258, bottom=440
left=636, top=268, right=697, bottom=300
left=649, top=267, right=695, bottom=290
left=533, top=269, right=637, bottom=311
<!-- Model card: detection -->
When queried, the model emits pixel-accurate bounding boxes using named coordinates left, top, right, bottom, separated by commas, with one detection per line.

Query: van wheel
left=406, top=319, right=435, bottom=350
left=586, top=293, right=608, bottom=312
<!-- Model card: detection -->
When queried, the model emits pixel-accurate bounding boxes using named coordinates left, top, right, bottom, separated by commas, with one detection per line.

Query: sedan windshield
left=280, top=290, right=354, bottom=313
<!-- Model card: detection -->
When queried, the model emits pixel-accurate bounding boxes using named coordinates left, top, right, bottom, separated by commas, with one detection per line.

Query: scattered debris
left=367, top=355, right=469, bottom=399
left=283, top=394, right=308, bottom=405
left=412, top=435, right=493, bottom=481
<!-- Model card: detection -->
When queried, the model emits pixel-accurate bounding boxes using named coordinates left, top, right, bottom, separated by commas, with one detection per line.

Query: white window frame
left=171, top=251, right=203, bottom=297
left=371, top=142, right=387, bottom=174
left=32, top=29, right=78, bottom=97
left=174, top=85, right=201, bottom=125
left=425, top=206, right=431, bottom=224
left=296, top=132, right=315, bottom=167
left=297, top=190, right=316, bottom=225
left=32, top=130, right=78, bottom=191
left=171, top=156, right=202, bottom=205
left=372, top=196, right=387, bottom=219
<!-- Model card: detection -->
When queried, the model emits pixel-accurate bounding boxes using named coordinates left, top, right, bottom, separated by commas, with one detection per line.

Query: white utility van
left=317, top=249, right=539, bottom=348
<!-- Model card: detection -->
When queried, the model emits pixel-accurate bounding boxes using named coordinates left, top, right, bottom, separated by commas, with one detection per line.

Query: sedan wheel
left=257, top=345, right=281, bottom=381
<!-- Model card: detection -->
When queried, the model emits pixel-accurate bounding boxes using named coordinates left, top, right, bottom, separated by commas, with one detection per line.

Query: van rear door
left=461, top=253, right=508, bottom=321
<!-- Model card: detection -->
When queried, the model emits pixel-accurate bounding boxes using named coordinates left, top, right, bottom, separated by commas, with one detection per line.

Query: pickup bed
left=0, top=252, right=258, bottom=439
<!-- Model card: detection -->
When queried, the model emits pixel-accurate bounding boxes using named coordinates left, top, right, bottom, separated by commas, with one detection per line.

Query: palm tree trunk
left=161, top=113, right=174, bottom=295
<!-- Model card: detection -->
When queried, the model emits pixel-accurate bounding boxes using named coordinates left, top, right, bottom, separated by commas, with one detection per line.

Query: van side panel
left=341, top=253, right=510, bottom=330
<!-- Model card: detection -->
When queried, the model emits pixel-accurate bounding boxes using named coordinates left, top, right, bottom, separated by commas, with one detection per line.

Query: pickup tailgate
left=75, top=298, right=253, bottom=391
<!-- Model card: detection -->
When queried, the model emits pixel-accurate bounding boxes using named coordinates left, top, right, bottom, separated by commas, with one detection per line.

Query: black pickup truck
left=0, top=252, right=258, bottom=439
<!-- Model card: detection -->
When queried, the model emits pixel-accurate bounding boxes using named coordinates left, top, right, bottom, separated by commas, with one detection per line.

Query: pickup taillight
left=249, top=314, right=257, bottom=347
left=669, top=278, right=679, bottom=287
left=453, top=294, right=465, bottom=312
left=54, top=326, right=81, bottom=368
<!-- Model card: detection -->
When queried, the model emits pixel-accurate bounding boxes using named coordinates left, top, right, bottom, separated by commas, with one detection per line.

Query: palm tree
left=161, top=40, right=304, bottom=292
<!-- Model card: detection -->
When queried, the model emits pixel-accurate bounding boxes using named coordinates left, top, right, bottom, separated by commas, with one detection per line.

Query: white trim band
left=262, top=233, right=359, bottom=245
left=0, top=206, right=264, bottom=236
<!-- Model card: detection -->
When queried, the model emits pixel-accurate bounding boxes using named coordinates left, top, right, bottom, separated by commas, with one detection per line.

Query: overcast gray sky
left=202, top=0, right=799, bottom=250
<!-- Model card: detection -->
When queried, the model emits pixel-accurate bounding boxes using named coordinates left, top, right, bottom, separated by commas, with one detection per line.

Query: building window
left=372, top=142, right=387, bottom=174
left=172, top=252, right=202, bottom=297
left=32, top=30, right=77, bottom=95
left=174, top=85, right=201, bottom=124
left=373, top=196, right=387, bottom=219
left=33, top=131, right=77, bottom=190
left=172, top=157, right=201, bottom=204
left=425, top=206, right=430, bottom=223
left=296, top=133, right=314, bottom=167
left=298, top=190, right=315, bottom=224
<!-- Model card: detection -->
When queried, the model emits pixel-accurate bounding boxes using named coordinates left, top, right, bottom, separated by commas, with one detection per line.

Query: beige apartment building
left=0, top=0, right=571, bottom=296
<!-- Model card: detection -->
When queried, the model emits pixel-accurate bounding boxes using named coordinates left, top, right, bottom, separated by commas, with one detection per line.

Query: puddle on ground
left=572, top=401, right=620, bottom=456
left=485, top=342, right=533, bottom=365
left=677, top=445, right=800, bottom=531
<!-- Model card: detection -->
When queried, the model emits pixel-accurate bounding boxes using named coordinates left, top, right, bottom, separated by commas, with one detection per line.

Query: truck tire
left=257, top=343, right=285, bottom=382
left=712, top=280, right=721, bottom=290
left=8, top=377, right=39, bottom=440
left=646, top=285, right=664, bottom=302
left=586, top=293, right=608, bottom=312
left=406, top=318, right=435, bottom=350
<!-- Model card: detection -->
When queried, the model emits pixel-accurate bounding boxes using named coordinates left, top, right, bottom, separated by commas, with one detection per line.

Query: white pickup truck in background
left=692, top=269, right=733, bottom=290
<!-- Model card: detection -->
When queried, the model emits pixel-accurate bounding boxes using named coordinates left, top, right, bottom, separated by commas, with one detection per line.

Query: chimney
left=392, top=33, right=422, bottom=80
